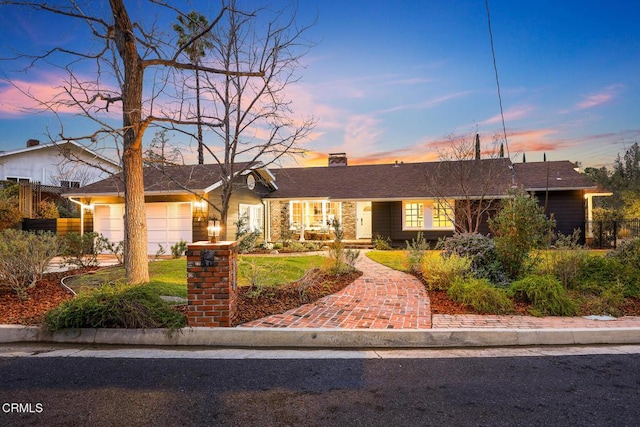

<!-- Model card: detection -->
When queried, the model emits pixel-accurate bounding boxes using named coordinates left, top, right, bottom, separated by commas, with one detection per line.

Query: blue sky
left=1, top=0, right=638, bottom=169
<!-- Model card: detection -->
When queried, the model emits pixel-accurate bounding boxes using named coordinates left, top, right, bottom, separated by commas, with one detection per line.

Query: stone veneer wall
left=341, top=201, right=356, bottom=240
left=186, top=241, right=238, bottom=327
left=268, top=200, right=285, bottom=242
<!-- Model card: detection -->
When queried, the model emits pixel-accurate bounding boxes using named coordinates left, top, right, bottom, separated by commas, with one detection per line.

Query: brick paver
left=238, top=254, right=432, bottom=329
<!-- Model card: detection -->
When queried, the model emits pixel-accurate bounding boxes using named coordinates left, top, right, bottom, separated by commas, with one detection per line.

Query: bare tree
left=426, top=132, right=511, bottom=234
left=144, top=129, right=184, bottom=168
left=196, top=0, right=316, bottom=239
left=0, top=1, right=266, bottom=283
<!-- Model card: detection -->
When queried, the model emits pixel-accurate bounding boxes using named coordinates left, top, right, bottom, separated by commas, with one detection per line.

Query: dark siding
left=534, top=190, right=586, bottom=240
left=192, top=218, right=208, bottom=243
left=373, top=192, right=586, bottom=246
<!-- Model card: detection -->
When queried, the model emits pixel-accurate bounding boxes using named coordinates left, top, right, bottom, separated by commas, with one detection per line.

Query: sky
left=0, top=0, right=638, bottom=169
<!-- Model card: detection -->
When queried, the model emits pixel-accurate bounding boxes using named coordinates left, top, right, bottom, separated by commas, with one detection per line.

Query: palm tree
left=174, top=11, right=213, bottom=165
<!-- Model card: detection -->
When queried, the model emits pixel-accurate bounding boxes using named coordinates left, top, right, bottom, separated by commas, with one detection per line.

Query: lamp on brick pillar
left=207, top=219, right=221, bottom=243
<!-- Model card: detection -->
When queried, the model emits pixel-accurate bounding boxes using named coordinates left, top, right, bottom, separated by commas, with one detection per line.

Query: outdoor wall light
left=207, top=219, right=221, bottom=243
left=193, top=199, right=207, bottom=222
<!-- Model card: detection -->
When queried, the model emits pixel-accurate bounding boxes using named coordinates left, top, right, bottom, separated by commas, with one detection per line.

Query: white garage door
left=146, top=202, right=192, bottom=254
left=93, top=202, right=192, bottom=254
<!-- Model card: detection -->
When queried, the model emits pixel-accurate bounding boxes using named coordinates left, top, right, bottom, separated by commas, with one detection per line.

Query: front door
left=356, top=201, right=372, bottom=239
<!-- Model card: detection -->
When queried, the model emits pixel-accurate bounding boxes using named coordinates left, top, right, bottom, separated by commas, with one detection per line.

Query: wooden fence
left=21, top=218, right=92, bottom=236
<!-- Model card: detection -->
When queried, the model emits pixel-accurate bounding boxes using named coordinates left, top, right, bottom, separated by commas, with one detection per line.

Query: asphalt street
left=1, top=345, right=639, bottom=426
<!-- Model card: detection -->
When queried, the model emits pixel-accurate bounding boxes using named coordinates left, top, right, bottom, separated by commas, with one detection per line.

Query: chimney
left=328, top=152, right=348, bottom=167
left=26, top=139, right=40, bottom=147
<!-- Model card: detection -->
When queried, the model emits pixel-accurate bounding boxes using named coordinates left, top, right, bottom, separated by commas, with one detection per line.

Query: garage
left=93, top=202, right=192, bottom=254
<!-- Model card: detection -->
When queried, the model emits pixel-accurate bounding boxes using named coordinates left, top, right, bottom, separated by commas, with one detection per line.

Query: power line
left=485, top=0, right=510, bottom=159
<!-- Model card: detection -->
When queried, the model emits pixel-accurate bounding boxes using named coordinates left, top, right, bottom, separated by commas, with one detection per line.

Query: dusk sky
left=0, top=0, right=638, bottom=169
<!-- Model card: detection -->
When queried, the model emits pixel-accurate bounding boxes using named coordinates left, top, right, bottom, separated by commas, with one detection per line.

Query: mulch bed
left=0, top=268, right=97, bottom=325
left=233, top=269, right=362, bottom=326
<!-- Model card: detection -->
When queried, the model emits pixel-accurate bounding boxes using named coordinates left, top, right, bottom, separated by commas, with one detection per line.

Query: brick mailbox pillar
left=186, top=241, right=238, bottom=327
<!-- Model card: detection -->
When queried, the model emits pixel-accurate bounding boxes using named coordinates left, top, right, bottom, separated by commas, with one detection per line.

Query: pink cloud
left=482, top=105, right=536, bottom=126
left=0, top=71, right=122, bottom=117
left=572, top=84, right=623, bottom=111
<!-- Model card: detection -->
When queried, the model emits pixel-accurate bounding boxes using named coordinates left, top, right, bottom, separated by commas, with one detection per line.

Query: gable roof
left=266, top=158, right=515, bottom=200
left=65, top=162, right=271, bottom=197
left=0, top=140, right=121, bottom=169
left=512, top=161, right=596, bottom=191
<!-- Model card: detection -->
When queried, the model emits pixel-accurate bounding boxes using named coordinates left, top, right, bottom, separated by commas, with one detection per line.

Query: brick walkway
left=238, top=254, right=432, bottom=329
left=237, top=253, right=640, bottom=330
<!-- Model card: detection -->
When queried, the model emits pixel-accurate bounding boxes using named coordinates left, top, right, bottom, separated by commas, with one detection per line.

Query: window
left=290, top=201, right=303, bottom=228
left=238, top=203, right=264, bottom=232
left=433, top=202, right=453, bottom=228
left=326, top=202, right=341, bottom=225
left=404, top=202, right=424, bottom=228
left=61, top=180, right=80, bottom=190
left=289, top=201, right=342, bottom=230
left=6, top=177, right=30, bottom=184
left=403, top=200, right=454, bottom=230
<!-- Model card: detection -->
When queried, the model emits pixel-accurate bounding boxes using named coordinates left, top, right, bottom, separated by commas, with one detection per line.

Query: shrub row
left=416, top=234, right=640, bottom=317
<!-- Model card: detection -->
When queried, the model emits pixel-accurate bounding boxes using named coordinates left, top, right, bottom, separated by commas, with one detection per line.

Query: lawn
left=64, top=255, right=326, bottom=297
left=366, top=250, right=441, bottom=272
left=238, top=255, right=325, bottom=287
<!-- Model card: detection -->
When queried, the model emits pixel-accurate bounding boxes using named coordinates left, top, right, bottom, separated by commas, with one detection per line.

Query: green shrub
left=404, top=232, right=429, bottom=274
left=326, top=219, right=359, bottom=275
left=61, top=231, right=101, bottom=268
left=421, top=252, right=471, bottom=291
left=0, top=229, right=60, bottom=300
left=95, top=234, right=124, bottom=264
left=610, top=237, right=640, bottom=270
left=240, top=258, right=270, bottom=297
left=45, top=283, right=187, bottom=331
left=579, top=282, right=626, bottom=317
left=372, top=233, right=393, bottom=250
left=509, top=275, right=577, bottom=316
left=287, top=241, right=307, bottom=252
left=489, top=190, right=555, bottom=279
left=440, top=233, right=509, bottom=286
left=447, top=277, right=514, bottom=314
left=235, top=215, right=262, bottom=254
left=0, top=185, right=22, bottom=230
left=34, top=200, right=60, bottom=219
left=170, top=239, right=187, bottom=258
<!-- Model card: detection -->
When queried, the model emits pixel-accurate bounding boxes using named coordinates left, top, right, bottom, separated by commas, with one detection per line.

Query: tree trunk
left=196, top=68, right=204, bottom=165
left=110, top=0, right=149, bottom=284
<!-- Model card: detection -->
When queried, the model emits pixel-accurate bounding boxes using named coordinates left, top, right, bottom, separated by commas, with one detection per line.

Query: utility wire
left=485, top=0, right=510, bottom=159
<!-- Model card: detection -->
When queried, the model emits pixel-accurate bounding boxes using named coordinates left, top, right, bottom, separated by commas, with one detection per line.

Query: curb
left=2, top=325, right=640, bottom=348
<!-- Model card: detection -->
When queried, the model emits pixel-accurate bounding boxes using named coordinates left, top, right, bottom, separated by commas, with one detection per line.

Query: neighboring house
left=0, top=139, right=121, bottom=217
left=0, top=139, right=120, bottom=189
left=66, top=153, right=600, bottom=251
left=65, top=163, right=276, bottom=253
